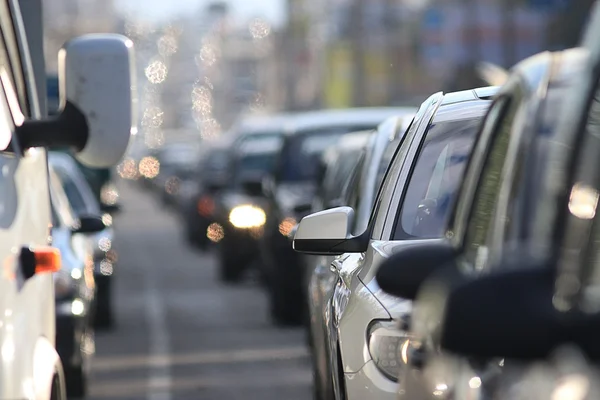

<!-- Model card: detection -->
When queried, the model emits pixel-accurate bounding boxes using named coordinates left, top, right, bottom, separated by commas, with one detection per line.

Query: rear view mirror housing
left=73, top=215, right=106, bottom=234
left=431, top=262, right=560, bottom=360
left=100, top=203, right=121, bottom=214
left=375, top=240, right=457, bottom=300
left=17, top=34, right=136, bottom=168
left=293, top=206, right=368, bottom=255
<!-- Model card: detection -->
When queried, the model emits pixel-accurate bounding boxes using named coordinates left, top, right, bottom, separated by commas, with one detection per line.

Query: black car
left=152, top=141, right=201, bottom=204
left=213, top=133, right=284, bottom=282
left=259, top=107, right=413, bottom=326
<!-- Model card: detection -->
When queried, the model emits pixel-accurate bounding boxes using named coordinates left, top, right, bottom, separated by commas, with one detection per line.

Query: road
left=88, top=182, right=312, bottom=400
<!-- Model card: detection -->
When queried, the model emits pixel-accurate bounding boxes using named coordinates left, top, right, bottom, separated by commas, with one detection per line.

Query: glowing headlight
left=367, top=320, right=409, bottom=382
left=229, top=205, right=266, bottom=229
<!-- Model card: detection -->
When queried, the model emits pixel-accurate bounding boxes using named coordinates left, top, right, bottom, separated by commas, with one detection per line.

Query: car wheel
left=64, top=364, right=86, bottom=398
left=94, top=281, right=114, bottom=330
left=269, top=282, right=303, bottom=326
left=218, top=246, right=244, bottom=283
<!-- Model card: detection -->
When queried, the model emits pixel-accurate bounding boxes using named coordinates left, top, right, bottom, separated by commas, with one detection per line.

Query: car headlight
left=229, top=205, right=266, bottom=229
left=54, top=269, right=77, bottom=298
left=367, top=320, right=409, bottom=382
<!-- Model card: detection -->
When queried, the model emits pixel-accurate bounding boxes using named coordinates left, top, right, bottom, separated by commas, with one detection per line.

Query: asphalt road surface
left=88, top=181, right=312, bottom=400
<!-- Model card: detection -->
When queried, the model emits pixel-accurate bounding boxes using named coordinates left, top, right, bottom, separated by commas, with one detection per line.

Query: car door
left=0, top=3, right=60, bottom=397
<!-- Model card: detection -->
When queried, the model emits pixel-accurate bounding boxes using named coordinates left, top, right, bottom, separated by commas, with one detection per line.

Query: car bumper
left=345, top=360, right=399, bottom=400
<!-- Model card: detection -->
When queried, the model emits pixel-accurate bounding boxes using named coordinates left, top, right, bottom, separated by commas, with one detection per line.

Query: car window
left=462, top=94, right=522, bottom=269
left=56, top=171, right=90, bottom=216
left=394, top=117, right=481, bottom=240
left=346, top=152, right=368, bottom=233
left=278, top=125, right=374, bottom=182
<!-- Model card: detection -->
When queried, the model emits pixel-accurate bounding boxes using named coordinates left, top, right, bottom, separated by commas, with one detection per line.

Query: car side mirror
left=293, top=206, right=368, bottom=255
left=100, top=203, right=121, bottom=214
left=262, top=175, right=275, bottom=198
left=73, top=215, right=106, bottom=234
left=375, top=240, right=457, bottom=300
left=18, top=34, right=135, bottom=168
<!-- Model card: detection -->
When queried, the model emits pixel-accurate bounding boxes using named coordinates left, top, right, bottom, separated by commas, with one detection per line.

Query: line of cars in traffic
left=128, top=4, right=600, bottom=399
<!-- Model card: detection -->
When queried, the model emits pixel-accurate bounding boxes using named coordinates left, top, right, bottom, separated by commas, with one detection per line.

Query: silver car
left=294, top=87, right=497, bottom=400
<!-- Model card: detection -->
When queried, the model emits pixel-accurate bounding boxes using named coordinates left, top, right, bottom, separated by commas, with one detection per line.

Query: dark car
left=179, top=140, right=234, bottom=249
left=153, top=141, right=201, bottom=205
left=213, top=133, right=284, bottom=282
left=374, top=47, right=595, bottom=398
left=259, top=107, right=415, bottom=326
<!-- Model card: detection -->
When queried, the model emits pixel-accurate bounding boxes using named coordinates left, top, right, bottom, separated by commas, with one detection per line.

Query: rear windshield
left=279, top=125, right=375, bottom=182
left=394, top=117, right=481, bottom=239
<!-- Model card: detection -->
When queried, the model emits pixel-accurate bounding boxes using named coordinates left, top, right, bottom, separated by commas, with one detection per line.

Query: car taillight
left=197, top=196, right=215, bottom=217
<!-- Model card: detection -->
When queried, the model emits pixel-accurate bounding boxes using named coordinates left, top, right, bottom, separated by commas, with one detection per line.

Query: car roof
left=441, top=86, right=500, bottom=105
left=225, top=113, right=293, bottom=142
left=321, top=130, right=373, bottom=165
left=284, top=107, right=416, bottom=135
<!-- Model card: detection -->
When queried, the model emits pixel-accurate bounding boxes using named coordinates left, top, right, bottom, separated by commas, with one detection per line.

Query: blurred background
left=43, top=0, right=593, bottom=143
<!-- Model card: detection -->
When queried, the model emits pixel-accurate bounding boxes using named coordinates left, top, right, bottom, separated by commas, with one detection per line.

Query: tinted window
left=394, top=118, right=481, bottom=239
left=463, top=96, right=519, bottom=268
left=59, top=174, right=88, bottom=215
left=279, top=125, right=375, bottom=182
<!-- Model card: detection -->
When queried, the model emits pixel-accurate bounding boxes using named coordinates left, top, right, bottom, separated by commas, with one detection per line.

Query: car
left=303, top=116, right=414, bottom=400
left=211, top=115, right=293, bottom=282
left=260, top=107, right=415, bottom=326
left=402, top=33, right=600, bottom=397
left=49, top=152, right=118, bottom=329
left=179, top=139, right=234, bottom=249
left=0, top=3, right=134, bottom=399
left=213, top=135, right=284, bottom=282
left=374, top=49, right=594, bottom=399
left=292, top=88, right=497, bottom=400
left=48, top=166, right=105, bottom=398
left=152, top=141, right=201, bottom=206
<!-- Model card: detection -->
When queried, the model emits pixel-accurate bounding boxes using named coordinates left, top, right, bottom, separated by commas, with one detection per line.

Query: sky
left=114, top=0, right=285, bottom=26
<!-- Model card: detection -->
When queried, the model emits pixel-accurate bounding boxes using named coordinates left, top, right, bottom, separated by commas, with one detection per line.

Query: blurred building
left=43, top=0, right=118, bottom=71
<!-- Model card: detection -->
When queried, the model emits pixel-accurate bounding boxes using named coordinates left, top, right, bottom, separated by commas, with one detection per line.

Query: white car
left=304, top=118, right=411, bottom=400
left=293, top=87, right=497, bottom=400
left=49, top=152, right=117, bottom=329
left=0, top=1, right=135, bottom=398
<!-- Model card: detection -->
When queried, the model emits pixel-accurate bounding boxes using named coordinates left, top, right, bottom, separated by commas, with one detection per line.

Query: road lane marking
left=146, top=275, right=171, bottom=400
left=93, top=345, right=309, bottom=371
left=90, top=367, right=312, bottom=398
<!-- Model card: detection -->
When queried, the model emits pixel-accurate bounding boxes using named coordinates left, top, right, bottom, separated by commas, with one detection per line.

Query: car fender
left=32, top=336, right=63, bottom=400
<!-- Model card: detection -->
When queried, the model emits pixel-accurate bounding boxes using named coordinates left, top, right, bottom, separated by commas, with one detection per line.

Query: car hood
left=274, top=182, right=316, bottom=215
left=220, top=191, right=269, bottom=211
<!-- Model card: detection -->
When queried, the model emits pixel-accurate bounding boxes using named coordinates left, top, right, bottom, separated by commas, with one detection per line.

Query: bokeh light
left=278, top=217, right=297, bottom=237
left=207, top=223, right=225, bottom=243
left=139, top=156, right=160, bottom=179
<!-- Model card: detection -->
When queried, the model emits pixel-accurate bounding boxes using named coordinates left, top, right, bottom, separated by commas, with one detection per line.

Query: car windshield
left=280, top=126, right=374, bottom=182
left=394, top=117, right=481, bottom=239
